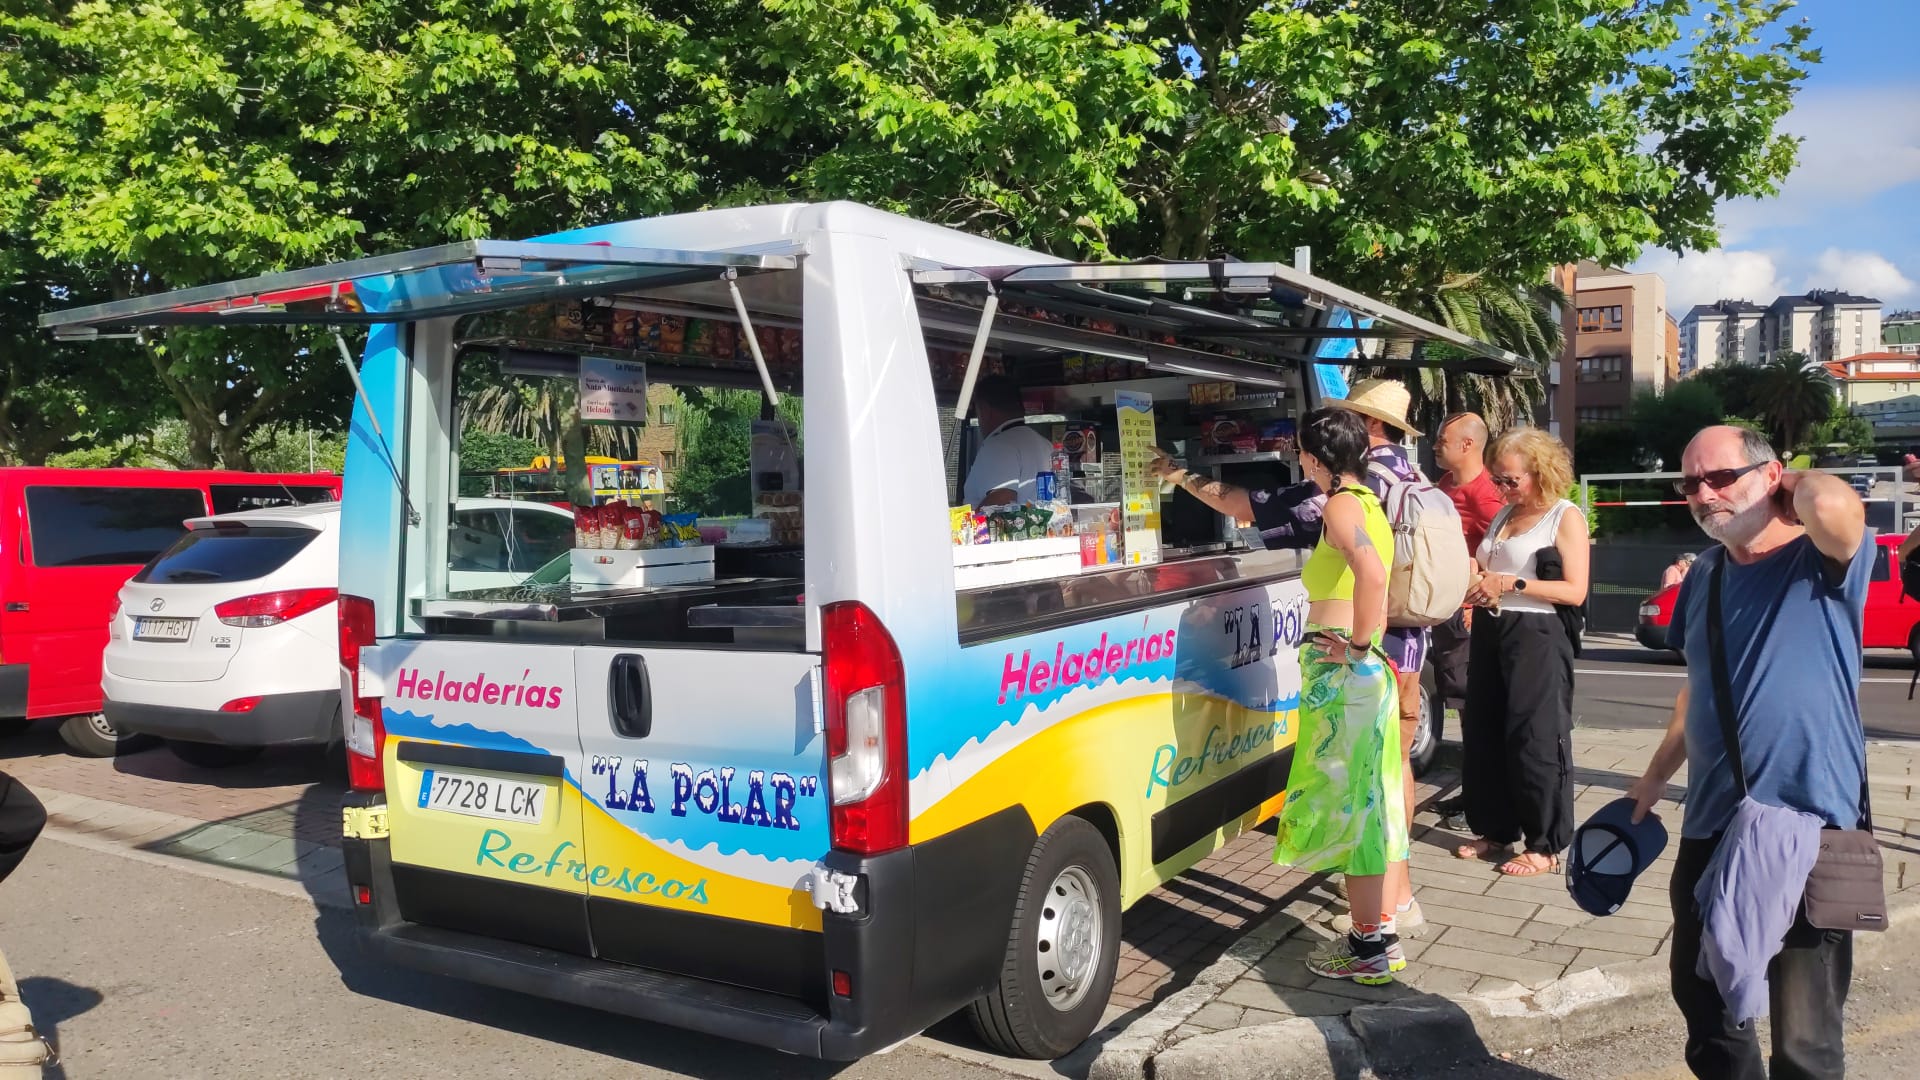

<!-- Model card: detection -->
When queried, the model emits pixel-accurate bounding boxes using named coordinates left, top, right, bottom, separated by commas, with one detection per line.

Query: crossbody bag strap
left=1705, top=552, right=1751, bottom=800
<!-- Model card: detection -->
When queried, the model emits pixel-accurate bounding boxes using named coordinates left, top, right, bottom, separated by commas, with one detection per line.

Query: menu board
left=579, top=356, right=649, bottom=422
left=1115, top=390, right=1161, bottom=566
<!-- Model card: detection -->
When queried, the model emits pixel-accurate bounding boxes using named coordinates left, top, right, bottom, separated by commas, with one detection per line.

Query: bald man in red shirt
left=1431, top=414, right=1503, bottom=821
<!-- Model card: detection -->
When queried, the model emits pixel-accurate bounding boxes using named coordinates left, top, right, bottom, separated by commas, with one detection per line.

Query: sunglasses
left=1673, top=462, right=1767, bottom=496
left=1490, top=474, right=1524, bottom=489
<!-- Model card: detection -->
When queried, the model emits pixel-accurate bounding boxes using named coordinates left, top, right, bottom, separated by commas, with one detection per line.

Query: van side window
left=24, top=486, right=209, bottom=568
left=1872, top=543, right=1891, bottom=583
left=209, top=483, right=335, bottom=515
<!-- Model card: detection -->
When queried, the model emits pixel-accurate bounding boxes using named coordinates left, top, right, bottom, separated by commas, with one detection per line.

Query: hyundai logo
left=149, top=597, right=165, bottom=613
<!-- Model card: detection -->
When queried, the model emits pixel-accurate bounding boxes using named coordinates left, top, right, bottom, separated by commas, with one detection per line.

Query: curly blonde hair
left=1488, top=427, right=1573, bottom=507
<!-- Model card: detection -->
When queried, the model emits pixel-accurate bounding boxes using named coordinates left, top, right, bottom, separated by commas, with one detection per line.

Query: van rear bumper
left=104, top=690, right=338, bottom=746
left=342, top=801, right=1037, bottom=1060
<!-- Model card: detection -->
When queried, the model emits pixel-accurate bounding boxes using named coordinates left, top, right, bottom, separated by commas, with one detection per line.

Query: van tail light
left=821, top=602, right=907, bottom=855
left=216, top=588, right=338, bottom=627
left=338, top=594, right=385, bottom=793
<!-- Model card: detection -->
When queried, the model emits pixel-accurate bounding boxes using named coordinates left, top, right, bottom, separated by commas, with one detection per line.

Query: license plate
left=417, top=768, right=546, bottom=824
left=133, top=617, right=196, bottom=641
left=1639, top=605, right=1660, bottom=618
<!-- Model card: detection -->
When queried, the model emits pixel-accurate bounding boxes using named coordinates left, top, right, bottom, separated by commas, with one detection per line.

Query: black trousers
left=1670, top=835, right=1851, bottom=1080
left=0, top=770, right=44, bottom=886
left=1430, top=608, right=1472, bottom=705
left=1463, top=609, right=1573, bottom=854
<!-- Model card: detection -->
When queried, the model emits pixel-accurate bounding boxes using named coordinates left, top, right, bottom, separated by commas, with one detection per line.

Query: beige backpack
left=0, top=948, right=51, bottom=1078
left=1367, top=462, right=1473, bottom=627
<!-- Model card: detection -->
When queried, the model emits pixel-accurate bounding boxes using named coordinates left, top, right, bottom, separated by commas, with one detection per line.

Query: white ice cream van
left=45, top=203, right=1518, bottom=1059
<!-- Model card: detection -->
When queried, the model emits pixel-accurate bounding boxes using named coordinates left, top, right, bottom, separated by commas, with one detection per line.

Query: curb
left=1109, top=888, right=1920, bottom=1080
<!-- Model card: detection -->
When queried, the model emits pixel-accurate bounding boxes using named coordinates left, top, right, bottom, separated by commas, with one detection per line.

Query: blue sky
left=1630, top=0, right=1920, bottom=316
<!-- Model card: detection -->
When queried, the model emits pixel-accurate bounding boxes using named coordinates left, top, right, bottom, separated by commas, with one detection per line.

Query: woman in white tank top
left=1453, top=429, right=1589, bottom=877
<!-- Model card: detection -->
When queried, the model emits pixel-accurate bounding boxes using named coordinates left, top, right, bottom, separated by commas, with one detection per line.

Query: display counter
left=956, top=545, right=1307, bottom=646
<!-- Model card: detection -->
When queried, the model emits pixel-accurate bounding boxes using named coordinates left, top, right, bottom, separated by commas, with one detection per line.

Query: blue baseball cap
left=1567, top=798, right=1669, bottom=917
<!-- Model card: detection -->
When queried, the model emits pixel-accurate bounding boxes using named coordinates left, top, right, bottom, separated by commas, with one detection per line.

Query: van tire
left=967, top=815, right=1121, bottom=1060
left=57, top=712, right=153, bottom=758
left=166, top=740, right=264, bottom=769
left=1410, top=666, right=1442, bottom=778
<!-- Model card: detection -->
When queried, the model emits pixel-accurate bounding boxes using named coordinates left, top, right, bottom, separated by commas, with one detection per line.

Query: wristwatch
left=1512, top=577, right=1527, bottom=592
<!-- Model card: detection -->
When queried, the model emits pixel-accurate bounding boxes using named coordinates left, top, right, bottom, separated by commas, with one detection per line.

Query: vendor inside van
left=963, top=375, right=1054, bottom=508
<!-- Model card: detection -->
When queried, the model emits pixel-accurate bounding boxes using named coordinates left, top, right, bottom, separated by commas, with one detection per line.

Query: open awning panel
left=909, top=259, right=1529, bottom=376
left=40, top=240, right=798, bottom=337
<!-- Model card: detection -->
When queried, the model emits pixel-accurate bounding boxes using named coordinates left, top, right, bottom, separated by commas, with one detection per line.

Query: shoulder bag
left=1706, top=553, right=1886, bottom=932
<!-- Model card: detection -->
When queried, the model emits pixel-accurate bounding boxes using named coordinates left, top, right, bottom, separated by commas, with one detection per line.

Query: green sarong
left=1273, top=636, right=1410, bottom=876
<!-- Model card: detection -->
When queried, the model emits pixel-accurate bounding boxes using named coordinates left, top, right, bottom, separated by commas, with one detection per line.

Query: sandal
left=1453, top=839, right=1513, bottom=862
left=1498, top=853, right=1559, bottom=876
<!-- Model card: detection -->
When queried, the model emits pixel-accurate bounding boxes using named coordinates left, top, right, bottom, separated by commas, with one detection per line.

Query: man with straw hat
left=1150, top=376, right=1430, bottom=934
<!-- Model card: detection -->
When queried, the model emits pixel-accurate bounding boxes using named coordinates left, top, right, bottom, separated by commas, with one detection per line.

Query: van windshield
left=441, top=343, right=803, bottom=602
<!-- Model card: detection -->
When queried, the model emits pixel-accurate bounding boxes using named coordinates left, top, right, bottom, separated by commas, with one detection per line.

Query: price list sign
left=1115, top=390, right=1161, bottom=566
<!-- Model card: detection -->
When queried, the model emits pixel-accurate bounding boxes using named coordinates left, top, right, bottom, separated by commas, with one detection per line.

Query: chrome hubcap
left=1036, top=865, right=1102, bottom=1012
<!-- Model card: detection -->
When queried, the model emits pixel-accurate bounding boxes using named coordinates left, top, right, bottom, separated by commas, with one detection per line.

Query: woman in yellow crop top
left=1274, top=407, right=1410, bottom=986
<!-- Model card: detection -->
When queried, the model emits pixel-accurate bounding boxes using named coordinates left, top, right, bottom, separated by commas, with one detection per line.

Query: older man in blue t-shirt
left=1627, top=425, right=1869, bottom=1080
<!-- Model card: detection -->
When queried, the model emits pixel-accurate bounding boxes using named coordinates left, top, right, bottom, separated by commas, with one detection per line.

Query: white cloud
left=1631, top=248, right=1787, bottom=314
left=1775, top=84, right=1920, bottom=208
left=1807, top=248, right=1916, bottom=304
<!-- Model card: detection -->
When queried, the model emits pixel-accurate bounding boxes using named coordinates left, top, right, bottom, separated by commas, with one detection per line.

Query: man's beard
left=1693, top=490, right=1772, bottom=545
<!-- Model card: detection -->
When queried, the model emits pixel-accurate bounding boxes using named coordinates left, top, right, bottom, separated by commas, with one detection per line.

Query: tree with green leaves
left=1632, top=380, right=1727, bottom=472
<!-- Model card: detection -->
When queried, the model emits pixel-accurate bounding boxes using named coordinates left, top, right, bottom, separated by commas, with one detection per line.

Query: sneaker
left=1434, top=795, right=1468, bottom=818
left=1307, top=933, right=1399, bottom=984
left=1327, top=899, right=1425, bottom=936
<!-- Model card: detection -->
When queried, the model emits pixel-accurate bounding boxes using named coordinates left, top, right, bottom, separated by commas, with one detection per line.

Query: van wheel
left=1410, top=667, right=1442, bottom=778
left=167, top=740, right=264, bottom=769
left=58, top=713, right=154, bottom=758
left=968, top=816, right=1121, bottom=1060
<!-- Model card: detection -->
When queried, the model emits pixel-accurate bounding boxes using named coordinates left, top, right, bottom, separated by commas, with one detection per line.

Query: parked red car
left=1638, top=533, right=1918, bottom=657
left=0, top=468, right=340, bottom=756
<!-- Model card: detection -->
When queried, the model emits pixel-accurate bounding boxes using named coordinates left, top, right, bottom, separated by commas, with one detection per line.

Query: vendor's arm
left=977, top=487, right=1018, bottom=508
left=1780, top=469, right=1866, bottom=569
left=1148, top=449, right=1253, bottom=522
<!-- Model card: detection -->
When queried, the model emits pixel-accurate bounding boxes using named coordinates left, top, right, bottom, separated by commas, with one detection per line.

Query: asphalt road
left=1392, top=946, right=1920, bottom=1079
left=1569, top=635, right=1920, bottom=740
left=1, top=837, right=1008, bottom=1080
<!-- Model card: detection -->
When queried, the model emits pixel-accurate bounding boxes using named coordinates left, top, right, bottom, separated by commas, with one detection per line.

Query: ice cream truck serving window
left=42, top=203, right=1521, bottom=1062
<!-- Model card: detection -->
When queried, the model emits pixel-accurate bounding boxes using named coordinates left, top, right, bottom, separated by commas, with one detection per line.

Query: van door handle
left=3, top=602, right=25, bottom=612
left=607, top=654, right=652, bottom=739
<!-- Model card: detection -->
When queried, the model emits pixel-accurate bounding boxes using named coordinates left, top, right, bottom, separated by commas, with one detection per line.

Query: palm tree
left=465, top=377, right=644, bottom=504
left=1754, top=351, right=1834, bottom=454
left=1374, top=273, right=1564, bottom=434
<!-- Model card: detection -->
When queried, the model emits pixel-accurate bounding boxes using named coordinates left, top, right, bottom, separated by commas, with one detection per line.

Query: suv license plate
left=133, top=617, right=196, bottom=641
left=417, top=769, right=545, bottom=824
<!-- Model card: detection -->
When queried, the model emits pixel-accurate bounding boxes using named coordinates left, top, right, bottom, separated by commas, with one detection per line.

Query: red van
left=1638, top=533, right=1920, bottom=658
left=0, top=468, right=340, bottom=755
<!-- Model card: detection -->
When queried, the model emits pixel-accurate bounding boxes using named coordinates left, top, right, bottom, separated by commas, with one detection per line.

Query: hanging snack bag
left=574, top=505, right=596, bottom=548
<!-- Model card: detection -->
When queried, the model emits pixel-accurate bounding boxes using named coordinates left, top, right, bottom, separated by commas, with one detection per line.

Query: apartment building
left=1680, top=290, right=1884, bottom=371
left=1883, top=312, right=1920, bottom=356
left=1570, top=264, right=1674, bottom=424
left=1823, top=352, right=1920, bottom=445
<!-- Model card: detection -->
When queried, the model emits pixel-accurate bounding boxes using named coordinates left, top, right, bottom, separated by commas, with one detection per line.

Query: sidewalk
left=1090, top=727, right=1920, bottom=1080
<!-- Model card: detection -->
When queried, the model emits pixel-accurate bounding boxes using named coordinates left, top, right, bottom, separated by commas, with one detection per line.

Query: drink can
left=1036, top=471, right=1056, bottom=504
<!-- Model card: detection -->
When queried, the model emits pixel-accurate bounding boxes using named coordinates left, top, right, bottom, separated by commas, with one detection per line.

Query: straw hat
left=1329, top=378, right=1422, bottom=437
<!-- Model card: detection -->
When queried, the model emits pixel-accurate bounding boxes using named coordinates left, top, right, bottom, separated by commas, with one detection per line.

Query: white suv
left=103, top=498, right=574, bottom=767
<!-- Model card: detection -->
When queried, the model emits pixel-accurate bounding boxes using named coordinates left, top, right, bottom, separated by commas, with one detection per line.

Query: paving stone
left=1433, top=928, right=1578, bottom=965
left=1407, top=867, right=1499, bottom=896
left=1186, top=1003, right=1246, bottom=1031
left=1552, top=924, right=1667, bottom=953
left=1416, top=901, right=1532, bottom=937
left=1216, top=984, right=1359, bottom=1018
left=1418, top=887, right=1543, bottom=920
left=1418, top=942, right=1567, bottom=986
left=1402, top=965, right=1483, bottom=995
left=1235, top=1007, right=1288, bottom=1029
left=1530, top=903, right=1597, bottom=927
left=1571, top=946, right=1665, bottom=971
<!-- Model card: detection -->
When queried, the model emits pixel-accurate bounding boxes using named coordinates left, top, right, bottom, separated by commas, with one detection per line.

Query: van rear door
left=573, top=644, right=829, bottom=999
left=369, top=639, right=593, bottom=955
